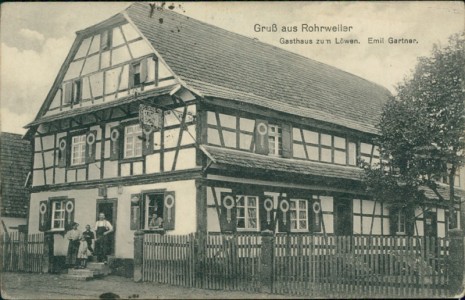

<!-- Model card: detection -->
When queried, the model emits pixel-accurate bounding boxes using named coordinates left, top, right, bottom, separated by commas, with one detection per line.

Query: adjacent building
left=1, top=132, right=32, bottom=233
left=25, top=3, right=464, bottom=268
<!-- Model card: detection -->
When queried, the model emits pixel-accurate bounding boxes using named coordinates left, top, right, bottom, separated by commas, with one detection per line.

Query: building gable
left=40, top=16, right=176, bottom=119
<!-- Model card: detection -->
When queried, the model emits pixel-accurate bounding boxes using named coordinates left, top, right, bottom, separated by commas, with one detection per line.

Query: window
left=133, top=62, right=141, bottom=86
left=72, top=80, right=82, bottom=104
left=51, top=200, right=65, bottom=230
left=71, top=134, right=86, bottom=166
left=290, top=199, right=308, bottom=231
left=236, top=195, right=258, bottom=230
left=100, top=29, right=112, bottom=51
left=124, top=124, right=142, bottom=158
left=447, top=209, right=460, bottom=230
left=268, top=124, right=282, bottom=156
left=144, top=193, right=164, bottom=230
left=396, top=210, right=406, bottom=234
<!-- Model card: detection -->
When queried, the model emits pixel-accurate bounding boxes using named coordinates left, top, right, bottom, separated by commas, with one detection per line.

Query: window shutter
left=281, top=123, right=293, bottom=158
left=163, top=191, right=175, bottom=230
left=255, top=119, right=269, bottom=155
left=64, top=199, right=75, bottom=231
left=109, top=126, right=123, bottom=161
left=128, top=64, right=135, bottom=89
left=39, top=200, right=50, bottom=232
left=85, top=130, right=97, bottom=164
left=406, top=207, right=415, bottom=236
left=259, top=196, right=275, bottom=232
left=140, top=58, right=148, bottom=83
left=309, top=198, right=322, bottom=233
left=63, top=82, right=72, bottom=105
left=142, top=129, right=154, bottom=156
left=277, top=197, right=291, bottom=233
left=389, top=207, right=398, bottom=236
left=58, top=136, right=68, bottom=168
left=130, top=194, right=141, bottom=230
left=220, top=192, right=236, bottom=233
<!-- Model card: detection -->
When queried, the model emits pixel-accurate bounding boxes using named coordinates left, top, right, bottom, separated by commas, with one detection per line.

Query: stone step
left=63, top=274, right=94, bottom=281
left=67, top=268, right=95, bottom=277
left=86, top=262, right=111, bottom=275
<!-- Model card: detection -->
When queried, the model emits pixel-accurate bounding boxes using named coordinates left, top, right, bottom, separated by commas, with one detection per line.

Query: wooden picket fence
left=1, top=232, right=45, bottom=273
left=141, top=233, right=450, bottom=297
left=273, top=235, right=449, bottom=297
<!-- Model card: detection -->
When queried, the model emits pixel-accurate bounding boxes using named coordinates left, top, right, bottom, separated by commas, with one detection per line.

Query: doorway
left=334, top=198, right=353, bottom=236
left=96, top=199, right=117, bottom=256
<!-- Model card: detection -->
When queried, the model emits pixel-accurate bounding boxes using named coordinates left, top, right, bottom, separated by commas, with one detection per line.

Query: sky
left=1, top=1, right=463, bottom=135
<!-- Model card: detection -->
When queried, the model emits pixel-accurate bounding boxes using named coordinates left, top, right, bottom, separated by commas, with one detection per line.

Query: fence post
left=133, top=230, right=144, bottom=282
left=448, top=229, right=464, bottom=296
left=42, top=232, right=54, bottom=273
left=259, top=229, right=274, bottom=293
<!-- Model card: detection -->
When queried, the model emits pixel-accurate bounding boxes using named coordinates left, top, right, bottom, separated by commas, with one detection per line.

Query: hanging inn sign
left=139, top=104, right=163, bottom=132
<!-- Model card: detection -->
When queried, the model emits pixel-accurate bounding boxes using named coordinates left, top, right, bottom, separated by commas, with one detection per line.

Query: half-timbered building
left=25, top=3, right=464, bottom=270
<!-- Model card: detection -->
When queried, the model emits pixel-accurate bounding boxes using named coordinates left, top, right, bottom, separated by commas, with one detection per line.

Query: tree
left=362, top=32, right=465, bottom=230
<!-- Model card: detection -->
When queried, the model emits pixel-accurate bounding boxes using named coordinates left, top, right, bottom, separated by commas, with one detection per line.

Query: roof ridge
left=125, top=2, right=390, bottom=92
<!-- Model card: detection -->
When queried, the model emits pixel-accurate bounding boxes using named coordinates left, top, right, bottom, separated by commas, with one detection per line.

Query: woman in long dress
left=65, top=222, right=82, bottom=268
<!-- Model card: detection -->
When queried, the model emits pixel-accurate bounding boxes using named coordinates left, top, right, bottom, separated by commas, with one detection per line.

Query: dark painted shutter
left=128, top=63, right=135, bottom=89
left=142, top=130, right=154, bottom=156
left=406, top=207, right=415, bottom=236
left=389, top=207, right=398, bottom=236
left=130, top=194, right=141, bottom=230
left=220, top=192, right=236, bottom=233
left=110, top=126, right=123, bottom=161
left=39, top=200, right=50, bottom=232
left=309, top=198, right=322, bottom=233
left=163, top=191, right=175, bottom=230
left=281, top=123, right=293, bottom=158
left=140, top=58, right=148, bottom=83
left=64, top=199, right=75, bottom=231
left=63, top=82, right=72, bottom=104
left=259, top=196, right=275, bottom=232
left=254, top=119, right=269, bottom=155
left=277, top=197, right=291, bottom=233
left=85, top=130, right=97, bottom=163
left=58, top=136, right=68, bottom=168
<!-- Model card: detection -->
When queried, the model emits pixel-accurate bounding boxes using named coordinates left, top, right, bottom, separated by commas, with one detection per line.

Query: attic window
left=100, top=30, right=112, bottom=51
left=133, top=63, right=141, bottom=86
left=72, top=80, right=81, bottom=104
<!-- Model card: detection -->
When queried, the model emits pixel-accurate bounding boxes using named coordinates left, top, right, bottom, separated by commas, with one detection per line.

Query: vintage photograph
left=1, top=1, right=464, bottom=299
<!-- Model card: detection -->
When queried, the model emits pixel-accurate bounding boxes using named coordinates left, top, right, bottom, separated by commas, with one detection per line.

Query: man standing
left=94, top=213, right=113, bottom=263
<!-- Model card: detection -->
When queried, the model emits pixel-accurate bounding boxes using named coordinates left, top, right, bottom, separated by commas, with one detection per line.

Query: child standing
left=77, top=236, right=89, bottom=269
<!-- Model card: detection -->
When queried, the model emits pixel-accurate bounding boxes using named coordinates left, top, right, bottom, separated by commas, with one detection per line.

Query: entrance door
left=424, top=211, right=437, bottom=237
left=96, top=199, right=117, bottom=256
left=334, top=198, right=353, bottom=236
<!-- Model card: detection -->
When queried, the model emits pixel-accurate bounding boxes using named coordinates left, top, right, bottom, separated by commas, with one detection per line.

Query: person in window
left=94, top=213, right=114, bottom=263
left=65, top=222, right=82, bottom=269
left=149, top=213, right=163, bottom=229
left=82, top=224, right=95, bottom=254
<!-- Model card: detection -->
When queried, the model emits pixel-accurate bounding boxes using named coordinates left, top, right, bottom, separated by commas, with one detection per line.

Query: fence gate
left=1, top=232, right=45, bottom=273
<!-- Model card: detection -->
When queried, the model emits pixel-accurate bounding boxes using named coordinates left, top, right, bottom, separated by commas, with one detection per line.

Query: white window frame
left=290, top=199, right=308, bottom=232
left=71, top=134, right=86, bottom=166
left=143, top=193, right=163, bottom=230
left=124, top=124, right=143, bottom=158
left=268, top=124, right=282, bottom=156
left=396, top=210, right=406, bottom=234
left=236, top=195, right=259, bottom=231
left=51, top=200, right=65, bottom=231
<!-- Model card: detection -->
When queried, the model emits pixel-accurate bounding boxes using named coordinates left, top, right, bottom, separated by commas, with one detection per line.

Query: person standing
left=94, top=213, right=113, bottom=263
left=77, top=236, right=89, bottom=269
left=82, top=224, right=95, bottom=253
left=65, top=222, right=82, bottom=268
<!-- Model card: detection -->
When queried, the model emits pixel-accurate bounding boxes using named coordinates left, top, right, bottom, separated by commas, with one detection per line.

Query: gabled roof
left=125, top=3, right=392, bottom=134
left=0, top=132, right=32, bottom=217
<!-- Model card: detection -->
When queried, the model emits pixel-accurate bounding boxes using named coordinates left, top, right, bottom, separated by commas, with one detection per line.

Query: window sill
left=67, top=164, right=87, bottom=170
left=120, top=157, right=144, bottom=163
left=142, top=228, right=166, bottom=234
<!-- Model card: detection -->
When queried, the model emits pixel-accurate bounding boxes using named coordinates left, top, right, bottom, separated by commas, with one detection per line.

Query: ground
left=1, top=272, right=298, bottom=299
